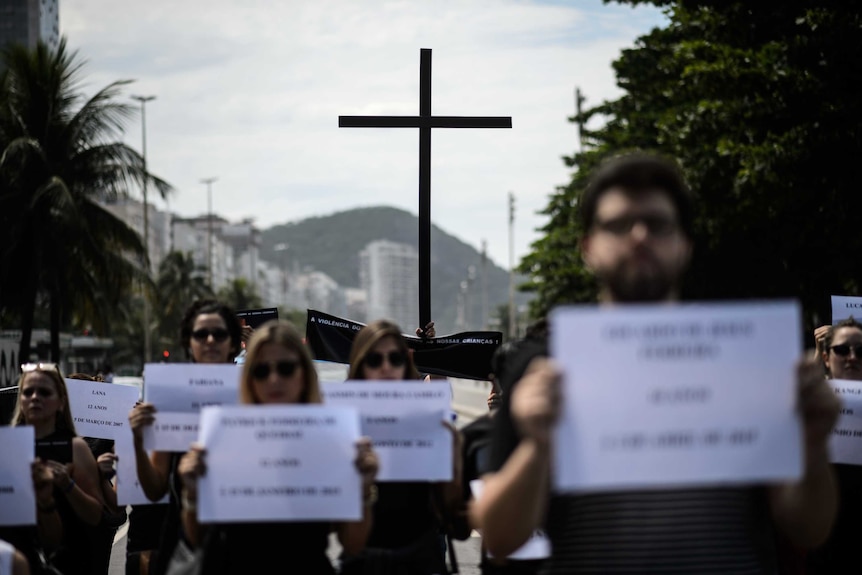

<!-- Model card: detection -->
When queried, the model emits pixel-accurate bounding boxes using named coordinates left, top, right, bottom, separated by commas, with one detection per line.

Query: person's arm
left=769, top=358, right=840, bottom=548
left=337, top=438, right=379, bottom=555
left=96, top=452, right=120, bottom=512
left=12, top=548, right=30, bottom=575
left=47, top=438, right=106, bottom=526
left=813, top=325, right=831, bottom=362
left=178, top=445, right=207, bottom=548
left=32, top=460, right=64, bottom=550
left=129, top=403, right=171, bottom=501
left=470, top=358, right=560, bottom=557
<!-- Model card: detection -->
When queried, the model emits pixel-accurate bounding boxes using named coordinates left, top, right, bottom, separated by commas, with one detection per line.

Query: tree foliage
left=521, top=1, right=862, bottom=328
left=0, top=39, right=172, bottom=362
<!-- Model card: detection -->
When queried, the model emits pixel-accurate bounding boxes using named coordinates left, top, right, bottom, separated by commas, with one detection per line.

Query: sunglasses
left=593, top=214, right=679, bottom=238
left=191, top=328, right=230, bottom=342
left=364, top=351, right=407, bottom=369
left=21, top=362, right=59, bottom=373
left=251, top=360, right=300, bottom=380
left=22, top=387, right=56, bottom=398
left=830, top=344, right=862, bottom=358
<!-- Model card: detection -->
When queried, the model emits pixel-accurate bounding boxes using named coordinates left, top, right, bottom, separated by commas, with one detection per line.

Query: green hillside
left=260, top=206, right=530, bottom=330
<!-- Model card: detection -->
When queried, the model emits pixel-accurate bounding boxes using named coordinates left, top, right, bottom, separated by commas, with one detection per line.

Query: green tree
left=217, top=278, right=263, bottom=312
left=0, top=39, right=172, bottom=362
left=522, top=1, right=862, bottom=330
left=154, top=251, right=213, bottom=361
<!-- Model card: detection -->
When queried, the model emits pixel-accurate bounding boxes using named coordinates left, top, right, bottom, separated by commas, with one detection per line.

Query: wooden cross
left=339, top=48, right=512, bottom=330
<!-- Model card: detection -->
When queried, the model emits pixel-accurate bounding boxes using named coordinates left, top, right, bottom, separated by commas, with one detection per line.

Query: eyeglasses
left=21, top=362, right=59, bottom=373
left=593, top=214, right=679, bottom=238
left=191, top=328, right=230, bottom=342
left=22, top=387, right=56, bottom=398
left=830, top=344, right=862, bottom=358
left=251, top=360, right=300, bottom=380
left=364, top=351, right=407, bottom=369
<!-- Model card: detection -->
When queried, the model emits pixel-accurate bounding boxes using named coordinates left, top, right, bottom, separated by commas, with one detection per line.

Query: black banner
left=305, top=309, right=502, bottom=381
left=236, top=307, right=279, bottom=329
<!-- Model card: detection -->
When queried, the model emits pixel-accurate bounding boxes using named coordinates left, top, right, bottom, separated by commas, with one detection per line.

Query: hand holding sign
left=129, top=402, right=157, bottom=446
left=798, top=358, right=841, bottom=463
left=511, top=358, right=562, bottom=448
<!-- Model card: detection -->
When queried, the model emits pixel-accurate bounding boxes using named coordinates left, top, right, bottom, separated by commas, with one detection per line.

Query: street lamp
left=132, top=94, right=156, bottom=365
left=274, top=243, right=289, bottom=307
left=200, top=177, right=218, bottom=288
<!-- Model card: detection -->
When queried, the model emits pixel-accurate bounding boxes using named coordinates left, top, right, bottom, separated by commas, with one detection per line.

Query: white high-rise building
left=102, top=198, right=171, bottom=273
left=359, top=240, right=418, bottom=332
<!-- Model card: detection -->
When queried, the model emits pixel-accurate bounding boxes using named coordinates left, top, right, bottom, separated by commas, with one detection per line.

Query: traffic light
left=163, top=350, right=170, bottom=359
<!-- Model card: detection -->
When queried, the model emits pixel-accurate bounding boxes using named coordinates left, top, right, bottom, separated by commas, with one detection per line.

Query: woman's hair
left=347, top=319, right=420, bottom=380
left=11, top=365, right=78, bottom=435
left=824, top=316, right=862, bottom=350
left=68, top=373, right=103, bottom=382
left=180, top=299, right=243, bottom=361
left=239, top=320, right=321, bottom=404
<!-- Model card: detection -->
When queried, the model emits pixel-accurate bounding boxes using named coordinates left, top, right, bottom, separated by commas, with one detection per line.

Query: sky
left=62, top=0, right=668, bottom=270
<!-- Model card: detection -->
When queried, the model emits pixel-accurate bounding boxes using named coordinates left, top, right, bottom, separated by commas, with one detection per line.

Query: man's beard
left=599, top=258, right=683, bottom=303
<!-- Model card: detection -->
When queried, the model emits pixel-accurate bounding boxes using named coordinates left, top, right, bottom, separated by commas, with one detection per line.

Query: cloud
left=62, top=0, right=666, bottom=269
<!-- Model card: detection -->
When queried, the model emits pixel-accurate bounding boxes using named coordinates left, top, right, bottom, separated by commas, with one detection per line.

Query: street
left=107, top=374, right=490, bottom=574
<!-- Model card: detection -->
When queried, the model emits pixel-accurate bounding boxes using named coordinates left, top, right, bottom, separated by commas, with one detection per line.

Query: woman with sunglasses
left=341, top=319, right=462, bottom=575
left=805, top=317, right=862, bottom=574
left=176, top=320, right=379, bottom=573
left=5, top=363, right=106, bottom=575
left=126, top=300, right=242, bottom=575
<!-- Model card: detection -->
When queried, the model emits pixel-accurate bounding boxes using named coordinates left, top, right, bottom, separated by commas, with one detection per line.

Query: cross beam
left=339, top=48, right=512, bottom=329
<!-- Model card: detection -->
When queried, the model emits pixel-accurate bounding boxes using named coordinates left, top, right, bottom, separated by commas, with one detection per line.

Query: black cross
left=339, top=48, right=512, bottom=330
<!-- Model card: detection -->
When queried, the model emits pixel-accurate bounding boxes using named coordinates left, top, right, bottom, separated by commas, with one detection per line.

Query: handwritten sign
left=143, top=364, right=241, bottom=452
left=551, top=301, right=803, bottom=492
left=322, top=381, right=452, bottom=481
left=832, top=295, right=862, bottom=324
left=0, top=426, right=36, bottom=526
left=197, top=404, right=362, bottom=522
left=66, top=379, right=140, bottom=440
left=829, top=379, right=862, bottom=465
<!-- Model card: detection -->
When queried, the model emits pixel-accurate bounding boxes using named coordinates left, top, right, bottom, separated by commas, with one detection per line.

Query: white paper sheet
left=828, top=379, right=862, bottom=465
left=831, top=295, right=862, bottom=324
left=551, top=301, right=803, bottom=492
left=0, top=426, right=36, bottom=526
left=66, top=379, right=140, bottom=440
left=197, top=404, right=362, bottom=522
left=143, top=363, right=241, bottom=412
left=322, top=381, right=452, bottom=481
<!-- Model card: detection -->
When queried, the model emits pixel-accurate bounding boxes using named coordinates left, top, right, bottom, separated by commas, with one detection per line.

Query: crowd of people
left=1, top=151, right=859, bottom=574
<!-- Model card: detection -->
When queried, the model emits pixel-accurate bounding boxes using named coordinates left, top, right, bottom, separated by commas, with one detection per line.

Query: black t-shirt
left=489, top=342, right=778, bottom=574
left=805, top=463, right=862, bottom=574
left=201, top=522, right=335, bottom=574
left=367, top=482, right=438, bottom=549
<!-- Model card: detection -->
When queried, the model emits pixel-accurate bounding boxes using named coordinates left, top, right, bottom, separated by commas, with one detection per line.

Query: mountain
left=259, top=206, right=531, bottom=330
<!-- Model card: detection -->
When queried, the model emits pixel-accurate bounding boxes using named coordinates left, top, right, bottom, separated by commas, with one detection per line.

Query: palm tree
left=217, top=278, right=263, bottom=312
left=0, top=38, right=172, bottom=362
left=155, top=251, right=213, bottom=358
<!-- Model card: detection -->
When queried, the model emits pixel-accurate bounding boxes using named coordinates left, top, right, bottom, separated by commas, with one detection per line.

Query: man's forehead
left=595, top=187, right=678, bottom=217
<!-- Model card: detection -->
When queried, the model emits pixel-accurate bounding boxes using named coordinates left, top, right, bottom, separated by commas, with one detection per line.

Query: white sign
left=0, top=426, right=36, bottom=526
left=829, top=379, right=862, bottom=465
left=142, top=412, right=201, bottom=453
left=197, top=405, right=362, bottom=523
left=470, top=479, right=551, bottom=560
left=322, top=381, right=452, bottom=481
left=114, top=434, right=169, bottom=506
left=66, top=379, right=140, bottom=440
left=832, top=295, right=862, bottom=324
left=143, top=363, right=241, bottom=413
left=551, top=301, right=803, bottom=492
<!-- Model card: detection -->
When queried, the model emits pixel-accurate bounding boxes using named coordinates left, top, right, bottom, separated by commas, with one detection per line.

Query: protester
left=461, top=337, right=549, bottom=574
left=6, top=363, right=106, bottom=575
left=340, top=319, right=462, bottom=575
left=0, top=539, right=30, bottom=575
left=66, top=372, right=126, bottom=575
left=805, top=317, right=862, bottom=574
left=471, top=152, right=840, bottom=573
left=126, top=299, right=242, bottom=575
left=176, top=319, right=379, bottom=573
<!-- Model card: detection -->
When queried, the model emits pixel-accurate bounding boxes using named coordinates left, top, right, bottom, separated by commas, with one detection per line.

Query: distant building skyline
left=360, top=239, right=419, bottom=333
left=0, top=0, right=59, bottom=52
